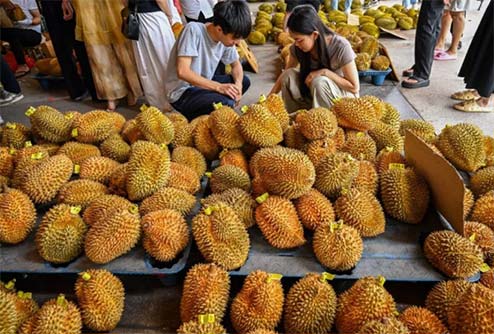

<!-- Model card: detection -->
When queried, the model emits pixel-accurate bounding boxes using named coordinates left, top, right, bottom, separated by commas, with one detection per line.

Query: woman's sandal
left=453, top=99, right=494, bottom=113
left=450, top=89, right=480, bottom=101
left=401, top=76, right=430, bottom=89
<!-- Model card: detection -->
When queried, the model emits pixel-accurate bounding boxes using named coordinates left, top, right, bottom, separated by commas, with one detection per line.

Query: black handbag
left=121, top=0, right=139, bottom=40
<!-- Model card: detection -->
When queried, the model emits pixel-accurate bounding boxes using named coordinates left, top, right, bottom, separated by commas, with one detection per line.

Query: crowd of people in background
left=0, top=0, right=492, bottom=115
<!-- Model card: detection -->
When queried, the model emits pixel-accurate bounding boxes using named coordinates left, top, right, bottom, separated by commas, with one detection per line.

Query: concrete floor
left=0, top=1, right=492, bottom=333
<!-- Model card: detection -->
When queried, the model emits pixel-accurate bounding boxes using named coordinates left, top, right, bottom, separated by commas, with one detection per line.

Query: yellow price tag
left=140, top=104, right=148, bottom=112
left=71, top=128, right=78, bottom=137
left=198, top=314, right=215, bottom=324
left=378, top=275, right=386, bottom=286
left=267, top=273, right=283, bottom=283
left=480, top=263, right=491, bottom=273
left=213, top=102, right=223, bottom=110
left=240, top=105, right=249, bottom=113
left=23, top=292, right=32, bottom=299
left=258, top=94, right=267, bottom=103
left=469, top=233, right=476, bottom=242
left=24, top=141, right=32, bottom=148
left=204, top=206, right=215, bottom=216
left=31, top=152, right=44, bottom=160
left=70, top=206, right=82, bottom=215
left=356, top=132, right=365, bottom=138
left=255, top=193, right=269, bottom=204
left=330, top=221, right=343, bottom=233
left=8, top=148, right=16, bottom=155
left=129, top=204, right=139, bottom=214
left=56, top=295, right=66, bottom=306
left=64, top=112, right=74, bottom=120
left=205, top=172, right=212, bottom=178
left=320, top=272, right=335, bottom=282
left=81, top=272, right=91, bottom=281
left=25, top=106, right=36, bottom=116
left=6, top=122, right=16, bottom=129
left=73, top=164, right=80, bottom=174
left=389, top=163, right=405, bottom=170
left=5, top=280, right=15, bottom=290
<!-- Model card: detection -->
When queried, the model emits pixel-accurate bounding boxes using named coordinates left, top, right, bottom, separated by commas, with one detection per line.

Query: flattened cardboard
left=237, top=40, right=259, bottom=73
left=379, top=27, right=408, bottom=40
left=404, top=131, right=465, bottom=235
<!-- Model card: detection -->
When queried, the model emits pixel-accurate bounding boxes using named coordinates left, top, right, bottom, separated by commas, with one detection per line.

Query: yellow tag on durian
left=56, top=295, right=66, bottom=306
left=70, top=206, right=81, bottom=215
left=140, top=104, right=148, bottom=112
left=385, top=146, right=394, bottom=152
left=331, top=97, right=341, bottom=104
left=320, top=272, right=335, bottom=282
left=8, top=148, right=16, bottom=155
left=240, top=105, right=249, bottom=114
left=480, top=263, right=491, bottom=273
left=255, top=193, right=269, bottom=204
left=17, top=291, right=24, bottom=298
left=198, top=314, right=215, bottom=324
left=31, top=152, right=44, bottom=160
left=23, top=292, right=32, bottom=299
left=389, top=163, right=405, bottom=170
left=129, top=204, right=139, bottom=214
left=469, top=233, right=477, bottom=242
left=64, top=112, right=74, bottom=120
left=81, top=272, right=91, bottom=281
left=330, top=221, right=343, bottom=233
left=25, top=106, right=36, bottom=116
left=24, top=141, right=32, bottom=148
left=259, top=94, right=267, bottom=103
left=213, top=102, right=223, bottom=110
left=205, top=172, right=212, bottom=178
left=267, top=273, right=282, bottom=283
left=71, top=128, right=78, bottom=137
left=204, top=206, right=216, bottom=215
left=377, top=275, right=386, bottom=286
left=73, top=164, right=80, bottom=174
left=356, top=132, right=365, bottom=138
left=6, top=122, right=16, bottom=129
left=5, top=279, right=15, bottom=290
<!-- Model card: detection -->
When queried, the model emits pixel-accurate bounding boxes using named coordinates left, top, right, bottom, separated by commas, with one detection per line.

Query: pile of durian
left=177, top=264, right=494, bottom=334
left=248, top=1, right=288, bottom=45
left=248, top=0, right=418, bottom=47
left=0, top=269, right=125, bottom=334
left=0, top=95, right=493, bottom=278
left=0, top=105, right=203, bottom=266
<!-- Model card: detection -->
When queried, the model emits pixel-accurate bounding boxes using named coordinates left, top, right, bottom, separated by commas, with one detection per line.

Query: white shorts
left=445, top=0, right=471, bottom=12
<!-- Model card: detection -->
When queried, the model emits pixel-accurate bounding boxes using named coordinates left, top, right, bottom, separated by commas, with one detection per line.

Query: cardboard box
left=404, top=131, right=466, bottom=235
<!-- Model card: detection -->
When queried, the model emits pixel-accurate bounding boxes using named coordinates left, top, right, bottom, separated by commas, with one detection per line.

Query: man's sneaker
left=0, top=92, right=24, bottom=106
left=0, top=115, right=4, bottom=125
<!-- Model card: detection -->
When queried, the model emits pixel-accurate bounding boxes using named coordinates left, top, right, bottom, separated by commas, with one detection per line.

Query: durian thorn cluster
left=140, top=104, right=149, bottom=112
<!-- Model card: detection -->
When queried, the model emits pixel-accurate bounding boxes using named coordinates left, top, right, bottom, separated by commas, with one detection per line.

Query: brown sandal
left=450, top=89, right=480, bottom=101
left=453, top=99, right=494, bottom=113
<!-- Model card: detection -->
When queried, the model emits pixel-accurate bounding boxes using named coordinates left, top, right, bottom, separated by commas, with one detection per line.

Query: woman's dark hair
left=213, top=0, right=252, bottom=39
left=287, top=5, right=334, bottom=97
left=286, top=0, right=321, bottom=12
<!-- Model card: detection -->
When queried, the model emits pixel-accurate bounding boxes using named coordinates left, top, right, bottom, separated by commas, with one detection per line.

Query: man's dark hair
left=213, top=0, right=252, bottom=39
left=286, top=0, right=321, bottom=12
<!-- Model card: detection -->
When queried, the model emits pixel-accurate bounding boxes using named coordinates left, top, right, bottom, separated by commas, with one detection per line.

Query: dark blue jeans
left=171, top=74, right=251, bottom=121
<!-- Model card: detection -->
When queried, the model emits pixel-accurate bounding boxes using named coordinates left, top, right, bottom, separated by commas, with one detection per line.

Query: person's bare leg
left=447, top=11, right=465, bottom=55
left=477, top=94, right=494, bottom=107
left=107, top=100, right=116, bottom=111
left=435, top=11, right=452, bottom=51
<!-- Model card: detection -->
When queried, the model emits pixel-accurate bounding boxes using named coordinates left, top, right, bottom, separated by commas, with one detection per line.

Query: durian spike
left=140, top=104, right=149, bottom=112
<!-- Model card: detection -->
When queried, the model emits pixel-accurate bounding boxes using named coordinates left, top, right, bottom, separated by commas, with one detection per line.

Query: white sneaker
left=0, top=91, right=24, bottom=106
left=0, top=115, right=3, bottom=125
